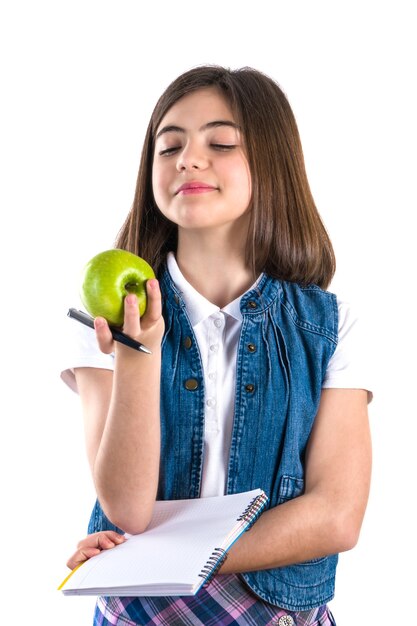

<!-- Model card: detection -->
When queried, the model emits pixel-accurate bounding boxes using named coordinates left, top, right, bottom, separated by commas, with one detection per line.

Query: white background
left=1, top=1, right=415, bottom=624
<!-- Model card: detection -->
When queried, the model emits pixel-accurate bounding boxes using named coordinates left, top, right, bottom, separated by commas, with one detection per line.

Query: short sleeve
left=322, top=298, right=373, bottom=402
left=60, top=314, right=114, bottom=394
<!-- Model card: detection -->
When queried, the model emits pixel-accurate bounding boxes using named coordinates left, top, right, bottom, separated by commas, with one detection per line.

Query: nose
left=176, top=141, right=207, bottom=172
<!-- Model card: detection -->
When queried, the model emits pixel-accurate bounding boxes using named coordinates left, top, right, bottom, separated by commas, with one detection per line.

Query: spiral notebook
left=59, top=488, right=268, bottom=597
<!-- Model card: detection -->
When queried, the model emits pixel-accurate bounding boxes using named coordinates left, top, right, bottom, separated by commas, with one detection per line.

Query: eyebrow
left=155, top=120, right=241, bottom=139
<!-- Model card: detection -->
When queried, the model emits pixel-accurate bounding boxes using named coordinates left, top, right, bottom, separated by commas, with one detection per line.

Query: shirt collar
left=166, top=252, right=262, bottom=327
left=167, top=252, right=219, bottom=326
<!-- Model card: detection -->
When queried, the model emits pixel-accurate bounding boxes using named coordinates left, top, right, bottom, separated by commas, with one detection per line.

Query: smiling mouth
left=176, top=182, right=217, bottom=195
left=179, top=187, right=216, bottom=195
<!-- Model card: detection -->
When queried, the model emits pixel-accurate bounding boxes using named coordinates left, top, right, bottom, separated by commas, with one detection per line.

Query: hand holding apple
left=80, top=249, right=156, bottom=327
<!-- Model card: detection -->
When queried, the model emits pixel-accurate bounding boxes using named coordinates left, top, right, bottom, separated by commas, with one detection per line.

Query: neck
left=175, top=230, right=257, bottom=308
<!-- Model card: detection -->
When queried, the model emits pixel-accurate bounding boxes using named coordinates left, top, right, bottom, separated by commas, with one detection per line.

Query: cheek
left=230, top=161, right=252, bottom=205
left=151, top=166, right=167, bottom=207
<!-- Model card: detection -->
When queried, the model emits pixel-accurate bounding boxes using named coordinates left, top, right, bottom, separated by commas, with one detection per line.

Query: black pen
left=67, top=308, right=152, bottom=355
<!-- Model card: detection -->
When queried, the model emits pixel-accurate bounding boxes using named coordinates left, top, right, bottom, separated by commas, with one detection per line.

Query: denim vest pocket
left=277, top=475, right=304, bottom=504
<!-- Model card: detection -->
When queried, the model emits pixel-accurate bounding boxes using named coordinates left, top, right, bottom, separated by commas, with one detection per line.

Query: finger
left=101, top=531, right=126, bottom=545
left=66, top=547, right=100, bottom=570
left=122, top=293, right=141, bottom=337
left=142, top=279, right=162, bottom=324
left=76, top=531, right=126, bottom=551
left=96, top=532, right=126, bottom=550
left=94, top=317, right=114, bottom=354
left=68, top=532, right=126, bottom=570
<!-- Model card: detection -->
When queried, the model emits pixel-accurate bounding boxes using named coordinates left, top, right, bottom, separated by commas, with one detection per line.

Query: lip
left=175, top=181, right=218, bottom=195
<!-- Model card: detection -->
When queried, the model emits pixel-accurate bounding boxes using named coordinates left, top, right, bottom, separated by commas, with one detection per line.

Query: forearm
left=221, top=490, right=361, bottom=574
left=93, top=346, right=161, bottom=534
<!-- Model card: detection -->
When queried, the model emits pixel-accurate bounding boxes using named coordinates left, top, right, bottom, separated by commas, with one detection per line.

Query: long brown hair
left=116, top=65, right=336, bottom=288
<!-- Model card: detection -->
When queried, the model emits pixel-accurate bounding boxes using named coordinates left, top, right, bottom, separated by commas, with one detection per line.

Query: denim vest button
left=245, top=383, right=255, bottom=392
left=247, top=343, right=257, bottom=352
left=184, top=378, right=199, bottom=391
left=183, top=336, right=192, bottom=349
left=277, top=616, right=295, bottom=626
left=247, top=300, right=257, bottom=309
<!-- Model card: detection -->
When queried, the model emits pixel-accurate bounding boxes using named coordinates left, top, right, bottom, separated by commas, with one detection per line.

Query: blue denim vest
left=88, top=266, right=339, bottom=611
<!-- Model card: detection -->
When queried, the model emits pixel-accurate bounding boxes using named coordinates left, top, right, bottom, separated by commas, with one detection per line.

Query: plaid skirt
left=93, top=573, right=336, bottom=625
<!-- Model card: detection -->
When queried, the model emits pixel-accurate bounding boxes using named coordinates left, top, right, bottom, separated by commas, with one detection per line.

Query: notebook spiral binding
left=236, top=491, right=269, bottom=531
left=197, top=491, right=268, bottom=588
left=198, top=548, right=228, bottom=586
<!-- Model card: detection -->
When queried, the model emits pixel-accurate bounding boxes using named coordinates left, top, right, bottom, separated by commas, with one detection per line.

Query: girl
left=62, top=65, right=372, bottom=626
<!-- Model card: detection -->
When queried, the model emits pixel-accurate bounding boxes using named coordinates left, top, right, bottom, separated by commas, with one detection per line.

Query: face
left=152, top=87, right=252, bottom=234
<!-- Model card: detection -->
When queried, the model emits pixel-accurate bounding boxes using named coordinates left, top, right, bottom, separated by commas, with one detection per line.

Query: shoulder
left=278, top=280, right=338, bottom=342
left=323, top=296, right=373, bottom=401
left=60, top=317, right=114, bottom=393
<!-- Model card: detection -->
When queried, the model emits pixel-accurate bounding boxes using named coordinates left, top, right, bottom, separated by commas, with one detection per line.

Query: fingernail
left=125, top=294, right=137, bottom=305
left=94, top=317, right=106, bottom=329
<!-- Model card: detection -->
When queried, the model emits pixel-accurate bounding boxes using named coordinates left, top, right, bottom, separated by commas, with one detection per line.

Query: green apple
left=80, top=249, right=155, bottom=326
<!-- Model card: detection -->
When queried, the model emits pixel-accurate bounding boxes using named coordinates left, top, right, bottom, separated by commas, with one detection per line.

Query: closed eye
left=211, top=144, right=236, bottom=151
left=158, top=144, right=237, bottom=157
left=159, top=146, right=181, bottom=156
